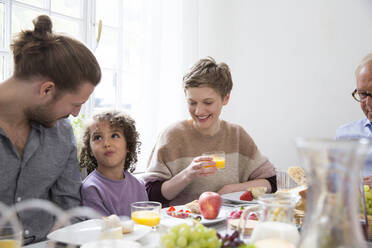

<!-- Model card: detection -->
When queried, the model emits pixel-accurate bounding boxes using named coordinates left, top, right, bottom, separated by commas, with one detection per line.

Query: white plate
left=81, top=239, right=141, bottom=248
left=47, top=219, right=151, bottom=245
left=221, top=191, right=258, bottom=204
left=161, top=205, right=227, bottom=225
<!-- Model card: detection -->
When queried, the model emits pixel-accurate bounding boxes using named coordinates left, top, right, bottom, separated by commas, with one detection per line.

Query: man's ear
left=39, top=81, right=56, bottom=97
left=222, top=93, right=230, bottom=105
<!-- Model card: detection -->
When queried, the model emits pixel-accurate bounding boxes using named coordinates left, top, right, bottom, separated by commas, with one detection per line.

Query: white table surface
left=23, top=206, right=230, bottom=248
left=23, top=204, right=372, bottom=248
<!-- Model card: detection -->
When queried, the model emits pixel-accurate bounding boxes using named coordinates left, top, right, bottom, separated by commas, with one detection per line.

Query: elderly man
left=336, top=53, right=372, bottom=186
left=0, top=15, right=101, bottom=244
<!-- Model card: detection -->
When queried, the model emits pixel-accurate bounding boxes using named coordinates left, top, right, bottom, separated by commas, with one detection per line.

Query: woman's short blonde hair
left=183, top=57, right=233, bottom=98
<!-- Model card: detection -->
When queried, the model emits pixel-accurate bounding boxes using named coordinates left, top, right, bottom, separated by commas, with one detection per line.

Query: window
left=0, top=3, right=4, bottom=48
left=1, top=0, right=191, bottom=171
left=1, top=0, right=150, bottom=170
left=0, top=55, right=3, bottom=80
left=1, top=0, right=132, bottom=115
left=0, top=1, right=9, bottom=81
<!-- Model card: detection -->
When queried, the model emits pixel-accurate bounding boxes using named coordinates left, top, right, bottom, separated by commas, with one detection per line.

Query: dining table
left=23, top=205, right=231, bottom=248
left=22, top=203, right=372, bottom=248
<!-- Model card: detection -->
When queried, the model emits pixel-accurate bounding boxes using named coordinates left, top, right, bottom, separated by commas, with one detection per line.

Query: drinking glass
left=0, top=202, right=23, bottom=248
left=131, top=201, right=161, bottom=230
left=202, top=151, right=225, bottom=169
left=0, top=227, right=22, bottom=248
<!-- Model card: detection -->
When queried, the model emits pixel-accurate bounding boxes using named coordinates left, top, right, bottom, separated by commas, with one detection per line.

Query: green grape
left=178, top=223, right=190, bottom=230
left=167, top=231, right=177, bottom=242
left=198, top=238, right=207, bottom=248
left=170, top=225, right=181, bottom=234
left=195, top=223, right=205, bottom=231
left=160, top=235, right=168, bottom=243
left=162, top=238, right=176, bottom=248
left=187, top=241, right=201, bottom=248
left=205, top=237, right=218, bottom=248
left=179, top=226, right=191, bottom=240
left=365, top=191, right=372, bottom=200
left=365, top=185, right=370, bottom=192
left=368, top=208, right=372, bottom=215
left=177, top=236, right=188, bottom=248
left=190, top=229, right=203, bottom=241
left=162, top=223, right=214, bottom=248
left=205, top=228, right=216, bottom=239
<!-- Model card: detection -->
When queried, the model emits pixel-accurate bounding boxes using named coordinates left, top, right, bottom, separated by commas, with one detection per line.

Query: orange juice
left=131, top=211, right=160, bottom=227
left=205, top=158, right=225, bottom=169
left=214, top=158, right=225, bottom=169
left=0, top=240, right=20, bottom=248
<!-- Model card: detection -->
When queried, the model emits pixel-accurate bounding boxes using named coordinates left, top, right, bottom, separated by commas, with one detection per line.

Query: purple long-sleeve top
left=81, top=169, right=148, bottom=217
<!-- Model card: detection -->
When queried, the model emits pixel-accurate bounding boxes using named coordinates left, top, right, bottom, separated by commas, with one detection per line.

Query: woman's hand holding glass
left=184, top=156, right=217, bottom=180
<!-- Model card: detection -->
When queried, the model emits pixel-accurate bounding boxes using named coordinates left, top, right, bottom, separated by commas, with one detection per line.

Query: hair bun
left=32, top=15, right=52, bottom=39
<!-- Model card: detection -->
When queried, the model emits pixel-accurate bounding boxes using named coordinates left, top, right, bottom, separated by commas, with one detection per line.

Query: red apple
left=198, top=192, right=222, bottom=219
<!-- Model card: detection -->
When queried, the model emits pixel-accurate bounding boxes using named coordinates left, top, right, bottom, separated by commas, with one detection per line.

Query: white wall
left=196, top=0, right=372, bottom=170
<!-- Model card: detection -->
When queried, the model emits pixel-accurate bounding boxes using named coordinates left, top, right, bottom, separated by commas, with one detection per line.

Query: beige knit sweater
left=143, top=120, right=276, bottom=205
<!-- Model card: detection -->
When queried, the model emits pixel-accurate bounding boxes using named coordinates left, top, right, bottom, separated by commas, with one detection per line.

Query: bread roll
left=288, top=166, right=306, bottom=186
left=101, top=214, right=134, bottom=236
left=247, top=187, right=267, bottom=199
left=122, top=220, right=134, bottom=234
left=185, top=200, right=200, bottom=214
left=228, top=219, right=258, bottom=235
left=102, top=215, right=121, bottom=230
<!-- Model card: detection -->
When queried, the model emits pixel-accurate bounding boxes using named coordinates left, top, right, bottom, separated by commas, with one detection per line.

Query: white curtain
left=131, top=0, right=200, bottom=171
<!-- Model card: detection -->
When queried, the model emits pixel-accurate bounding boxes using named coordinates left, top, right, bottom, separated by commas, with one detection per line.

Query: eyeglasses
left=352, top=89, right=372, bottom=102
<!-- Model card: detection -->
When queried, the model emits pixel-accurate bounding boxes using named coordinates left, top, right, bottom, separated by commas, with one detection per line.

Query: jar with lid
left=248, top=193, right=300, bottom=247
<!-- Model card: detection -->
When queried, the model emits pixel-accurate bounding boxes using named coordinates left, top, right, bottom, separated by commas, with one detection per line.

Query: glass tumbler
left=131, top=201, right=161, bottom=230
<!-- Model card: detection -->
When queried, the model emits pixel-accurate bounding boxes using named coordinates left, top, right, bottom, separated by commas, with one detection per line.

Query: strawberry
left=229, top=210, right=243, bottom=219
left=240, top=190, right=253, bottom=201
left=248, top=212, right=258, bottom=220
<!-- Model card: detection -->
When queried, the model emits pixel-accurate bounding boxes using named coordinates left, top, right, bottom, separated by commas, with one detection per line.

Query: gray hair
left=355, top=53, right=372, bottom=77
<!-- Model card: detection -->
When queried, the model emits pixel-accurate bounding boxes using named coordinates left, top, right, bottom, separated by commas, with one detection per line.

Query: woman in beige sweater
left=143, top=57, right=276, bottom=206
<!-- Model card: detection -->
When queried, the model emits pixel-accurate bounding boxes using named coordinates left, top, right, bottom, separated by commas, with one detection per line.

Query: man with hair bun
left=336, top=53, right=372, bottom=187
left=0, top=15, right=101, bottom=244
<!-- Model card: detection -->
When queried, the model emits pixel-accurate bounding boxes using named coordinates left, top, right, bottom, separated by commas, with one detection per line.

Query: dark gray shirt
left=0, top=119, right=81, bottom=244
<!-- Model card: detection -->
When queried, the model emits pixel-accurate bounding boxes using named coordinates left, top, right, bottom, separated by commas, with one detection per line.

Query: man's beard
left=24, top=100, right=67, bottom=128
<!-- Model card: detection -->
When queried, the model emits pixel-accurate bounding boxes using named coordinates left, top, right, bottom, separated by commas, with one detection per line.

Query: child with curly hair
left=80, top=110, right=148, bottom=216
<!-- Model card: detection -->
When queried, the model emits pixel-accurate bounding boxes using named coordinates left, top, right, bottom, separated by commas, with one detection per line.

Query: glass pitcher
left=295, top=138, right=371, bottom=248
left=248, top=193, right=300, bottom=246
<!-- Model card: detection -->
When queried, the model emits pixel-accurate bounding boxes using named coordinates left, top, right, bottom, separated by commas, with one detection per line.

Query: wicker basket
left=367, top=215, right=372, bottom=240
left=294, top=209, right=305, bottom=227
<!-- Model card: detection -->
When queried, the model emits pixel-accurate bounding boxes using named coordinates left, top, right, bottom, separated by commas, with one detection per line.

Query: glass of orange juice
left=0, top=227, right=22, bottom=248
left=131, top=201, right=161, bottom=230
left=202, top=151, right=225, bottom=169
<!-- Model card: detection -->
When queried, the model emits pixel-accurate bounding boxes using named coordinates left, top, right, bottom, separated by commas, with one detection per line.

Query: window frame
left=0, top=0, right=127, bottom=118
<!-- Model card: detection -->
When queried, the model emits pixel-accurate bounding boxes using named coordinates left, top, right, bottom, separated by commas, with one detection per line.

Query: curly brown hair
left=79, top=111, right=141, bottom=174
left=183, top=57, right=233, bottom=98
